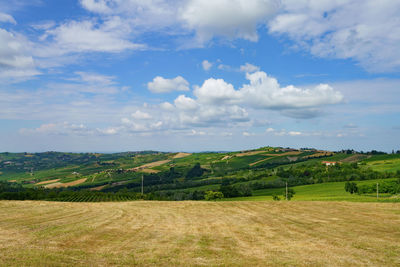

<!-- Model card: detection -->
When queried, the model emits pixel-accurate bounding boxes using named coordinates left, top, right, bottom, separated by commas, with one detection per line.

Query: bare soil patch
left=172, top=152, right=191, bottom=159
left=133, top=160, right=171, bottom=171
left=36, top=179, right=60, bottom=185
left=45, top=178, right=87, bottom=188
left=89, top=185, right=107, bottom=191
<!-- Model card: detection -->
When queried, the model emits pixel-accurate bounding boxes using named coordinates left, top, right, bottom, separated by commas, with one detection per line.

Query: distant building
left=322, top=161, right=337, bottom=166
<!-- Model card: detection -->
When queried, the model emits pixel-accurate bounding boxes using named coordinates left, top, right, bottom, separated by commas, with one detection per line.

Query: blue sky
left=1, top=0, right=400, bottom=152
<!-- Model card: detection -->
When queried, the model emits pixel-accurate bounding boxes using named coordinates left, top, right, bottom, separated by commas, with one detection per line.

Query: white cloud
left=160, top=102, right=175, bottom=111
left=268, top=0, right=400, bottom=72
left=0, top=13, right=16, bottom=24
left=193, top=70, right=343, bottom=116
left=202, top=60, right=212, bottom=71
left=174, top=95, right=198, bottom=110
left=0, top=28, right=40, bottom=82
left=194, top=78, right=239, bottom=104
left=20, top=122, right=93, bottom=136
left=42, top=19, right=144, bottom=54
left=242, top=131, right=255, bottom=136
left=74, top=71, right=116, bottom=86
left=240, top=63, right=260, bottom=73
left=180, top=0, right=279, bottom=43
left=240, top=71, right=343, bottom=110
left=80, top=0, right=113, bottom=14
left=148, top=76, right=190, bottom=93
left=131, top=110, right=152, bottom=120
left=288, top=131, right=302, bottom=136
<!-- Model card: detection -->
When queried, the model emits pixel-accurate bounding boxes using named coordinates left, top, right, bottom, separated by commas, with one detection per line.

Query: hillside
left=0, top=147, right=399, bottom=202
left=0, top=201, right=398, bottom=266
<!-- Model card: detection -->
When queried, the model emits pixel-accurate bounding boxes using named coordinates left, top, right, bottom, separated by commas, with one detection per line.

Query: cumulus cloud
left=194, top=78, right=239, bottom=104
left=202, top=60, right=212, bottom=71
left=79, top=0, right=280, bottom=47
left=148, top=76, right=190, bottom=93
left=268, top=0, right=400, bottom=72
left=192, top=70, right=343, bottom=116
left=180, top=0, right=279, bottom=43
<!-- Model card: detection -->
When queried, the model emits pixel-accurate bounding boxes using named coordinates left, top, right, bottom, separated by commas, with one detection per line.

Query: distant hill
left=0, top=147, right=399, bottom=202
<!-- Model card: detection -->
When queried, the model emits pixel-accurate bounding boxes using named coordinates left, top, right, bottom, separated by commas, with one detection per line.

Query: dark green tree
left=345, top=181, right=358, bottom=194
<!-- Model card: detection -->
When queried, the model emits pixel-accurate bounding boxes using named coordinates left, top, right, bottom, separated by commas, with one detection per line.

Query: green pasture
left=226, top=178, right=399, bottom=202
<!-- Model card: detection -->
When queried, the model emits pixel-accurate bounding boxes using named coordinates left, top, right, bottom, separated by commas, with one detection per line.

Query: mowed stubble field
left=0, top=201, right=399, bottom=266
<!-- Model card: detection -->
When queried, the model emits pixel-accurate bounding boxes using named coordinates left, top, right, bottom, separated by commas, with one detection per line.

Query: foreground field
left=0, top=201, right=399, bottom=266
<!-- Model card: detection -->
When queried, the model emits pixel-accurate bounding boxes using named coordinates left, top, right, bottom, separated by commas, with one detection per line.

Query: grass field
left=0, top=201, right=399, bottom=266
left=228, top=179, right=399, bottom=202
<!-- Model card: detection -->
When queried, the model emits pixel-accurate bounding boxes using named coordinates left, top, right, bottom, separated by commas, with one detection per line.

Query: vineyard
left=55, top=192, right=141, bottom=202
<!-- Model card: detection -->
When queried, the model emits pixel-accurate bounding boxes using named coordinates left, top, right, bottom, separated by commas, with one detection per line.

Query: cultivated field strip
left=0, top=201, right=399, bottom=266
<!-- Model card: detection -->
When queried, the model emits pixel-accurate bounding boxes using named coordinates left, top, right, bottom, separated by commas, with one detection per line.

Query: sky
left=1, top=0, right=400, bottom=153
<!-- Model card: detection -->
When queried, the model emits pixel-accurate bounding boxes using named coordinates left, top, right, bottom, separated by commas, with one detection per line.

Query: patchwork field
left=0, top=201, right=399, bottom=266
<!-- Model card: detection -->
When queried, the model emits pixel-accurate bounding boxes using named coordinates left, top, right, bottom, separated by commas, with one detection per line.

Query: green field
left=1, top=149, right=400, bottom=202
left=227, top=179, right=398, bottom=202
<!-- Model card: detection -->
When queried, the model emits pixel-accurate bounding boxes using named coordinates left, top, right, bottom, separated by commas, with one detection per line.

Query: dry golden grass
left=173, top=152, right=192, bottom=159
left=36, top=179, right=60, bottom=185
left=45, top=178, right=87, bottom=188
left=0, top=201, right=399, bottom=267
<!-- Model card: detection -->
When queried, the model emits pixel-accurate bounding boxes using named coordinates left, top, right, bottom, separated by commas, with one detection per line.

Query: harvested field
left=7, top=180, right=16, bottom=183
left=0, top=201, right=399, bottom=266
left=340, top=154, right=368, bottom=163
left=236, top=150, right=266, bottom=157
left=172, top=152, right=191, bottom=159
left=89, top=185, right=107, bottom=191
left=249, top=157, right=271, bottom=166
left=134, top=160, right=171, bottom=170
left=221, top=155, right=231, bottom=160
left=263, top=151, right=302, bottom=157
left=287, top=156, right=298, bottom=162
left=36, top=178, right=60, bottom=185
left=45, top=178, right=87, bottom=188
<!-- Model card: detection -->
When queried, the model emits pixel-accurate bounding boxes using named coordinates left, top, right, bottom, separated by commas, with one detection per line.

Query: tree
left=186, top=163, right=205, bottom=178
left=272, top=194, right=280, bottom=201
left=204, top=191, right=224, bottom=201
left=285, top=188, right=295, bottom=200
left=345, top=181, right=358, bottom=194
